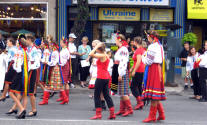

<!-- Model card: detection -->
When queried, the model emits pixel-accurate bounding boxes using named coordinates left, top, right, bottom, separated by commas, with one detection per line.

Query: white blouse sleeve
left=118, top=47, right=129, bottom=77
left=59, top=49, right=69, bottom=66
left=48, top=51, right=59, bottom=66
left=142, top=45, right=156, bottom=65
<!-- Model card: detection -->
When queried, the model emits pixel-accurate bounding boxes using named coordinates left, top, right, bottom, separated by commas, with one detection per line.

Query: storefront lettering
left=103, top=9, right=136, bottom=17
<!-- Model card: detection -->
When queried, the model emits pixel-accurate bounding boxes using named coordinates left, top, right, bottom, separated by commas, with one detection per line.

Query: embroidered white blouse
left=142, top=42, right=164, bottom=65
left=7, top=46, right=18, bottom=63
left=47, top=50, right=59, bottom=67
left=59, top=48, right=70, bottom=66
left=27, top=46, right=41, bottom=71
left=13, top=48, right=24, bottom=73
left=41, top=49, right=50, bottom=64
left=186, top=53, right=199, bottom=71
left=114, top=46, right=129, bottom=77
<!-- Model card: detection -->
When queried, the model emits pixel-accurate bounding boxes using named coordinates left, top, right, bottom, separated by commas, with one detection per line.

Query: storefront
left=0, top=0, right=56, bottom=39
left=187, top=0, right=207, bottom=50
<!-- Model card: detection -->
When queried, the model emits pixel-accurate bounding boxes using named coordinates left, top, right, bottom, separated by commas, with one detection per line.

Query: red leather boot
left=157, top=102, right=165, bottom=121
left=134, top=96, right=144, bottom=110
left=90, top=108, right=102, bottom=120
left=39, top=91, right=50, bottom=105
left=143, top=104, right=157, bottom=123
left=122, top=99, right=133, bottom=117
left=108, top=107, right=116, bottom=120
left=56, top=92, right=63, bottom=102
left=65, top=89, right=70, bottom=102
left=115, top=100, right=125, bottom=115
left=60, top=91, right=69, bottom=105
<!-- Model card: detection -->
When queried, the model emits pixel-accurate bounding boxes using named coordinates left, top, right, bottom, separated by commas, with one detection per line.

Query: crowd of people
left=0, top=30, right=166, bottom=123
left=180, top=41, right=207, bottom=102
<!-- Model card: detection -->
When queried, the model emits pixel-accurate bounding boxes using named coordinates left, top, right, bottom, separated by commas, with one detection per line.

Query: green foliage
left=182, top=32, right=197, bottom=45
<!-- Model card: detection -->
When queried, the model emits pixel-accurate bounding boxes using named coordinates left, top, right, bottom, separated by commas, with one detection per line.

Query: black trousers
left=94, top=79, right=114, bottom=108
left=191, top=69, right=201, bottom=96
left=130, top=72, right=144, bottom=98
left=71, top=58, right=78, bottom=82
left=79, top=66, right=90, bottom=81
left=199, top=67, right=207, bottom=100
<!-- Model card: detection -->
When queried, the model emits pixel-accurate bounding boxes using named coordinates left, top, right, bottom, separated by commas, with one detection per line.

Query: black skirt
left=111, top=64, right=118, bottom=93
left=5, top=62, right=17, bottom=84
left=10, top=71, right=23, bottom=94
left=28, top=70, right=37, bottom=95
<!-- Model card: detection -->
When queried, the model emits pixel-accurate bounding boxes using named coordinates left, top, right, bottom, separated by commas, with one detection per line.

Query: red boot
left=157, top=102, right=165, bottom=121
left=115, top=100, right=125, bottom=115
left=143, top=104, right=157, bottom=123
left=122, top=99, right=133, bottom=117
left=90, top=108, right=102, bottom=120
left=56, top=92, right=63, bottom=102
left=60, top=91, right=69, bottom=105
left=108, top=107, right=116, bottom=120
left=65, top=89, right=70, bottom=102
left=134, top=96, right=144, bottom=110
left=39, top=91, right=50, bottom=105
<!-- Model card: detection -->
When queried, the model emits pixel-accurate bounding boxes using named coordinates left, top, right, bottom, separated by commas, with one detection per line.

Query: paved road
left=0, top=88, right=207, bottom=125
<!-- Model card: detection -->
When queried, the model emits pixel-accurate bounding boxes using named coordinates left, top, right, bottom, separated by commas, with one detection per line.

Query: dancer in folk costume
left=56, top=38, right=71, bottom=103
left=8, top=34, right=28, bottom=119
left=40, top=40, right=50, bottom=87
left=130, top=36, right=145, bottom=110
left=141, top=30, right=166, bottom=123
left=24, top=34, right=40, bottom=117
left=39, top=42, right=69, bottom=105
left=113, top=34, right=133, bottom=117
left=89, top=42, right=116, bottom=120
left=0, top=37, right=17, bottom=101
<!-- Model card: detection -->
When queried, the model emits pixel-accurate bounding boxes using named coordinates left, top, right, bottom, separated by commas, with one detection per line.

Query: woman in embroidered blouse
left=78, top=36, right=91, bottom=88
left=141, top=30, right=166, bottom=123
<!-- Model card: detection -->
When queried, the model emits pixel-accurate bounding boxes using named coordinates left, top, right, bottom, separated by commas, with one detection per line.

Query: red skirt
left=61, top=61, right=70, bottom=84
left=142, top=63, right=166, bottom=101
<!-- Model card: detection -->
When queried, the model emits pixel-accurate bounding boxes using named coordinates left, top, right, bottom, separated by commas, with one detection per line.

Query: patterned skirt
left=118, top=71, right=130, bottom=96
left=111, top=64, right=118, bottom=93
left=45, top=65, right=63, bottom=91
left=142, top=63, right=166, bottom=101
left=40, top=64, right=49, bottom=85
left=61, top=60, right=70, bottom=84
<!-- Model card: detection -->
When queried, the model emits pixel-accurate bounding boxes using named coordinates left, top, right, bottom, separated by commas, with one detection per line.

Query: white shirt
left=199, top=51, right=207, bottom=68
left=27, top=46, right=40, bottom=71
left=7, top=46, right=18, bottom=63
left=186, top=53, right=199, bottom=71
left=114, top=46, right=129, bottom=77
left=59, top=48, right=70, bottom=66
left=0, top=53, right=8, bottom=90
left=48, top=50, right=59, bottom=66
left=108, top=58, right=114, bottom=76
left=90, top=58, right=98, bottom=78
left=13, top=48, right=24, bottom=73
left=142, top=42, right=164, bottom=65
left=68, top=42, right=77, bottom=58
left=41, top=49, right=50, bottom=63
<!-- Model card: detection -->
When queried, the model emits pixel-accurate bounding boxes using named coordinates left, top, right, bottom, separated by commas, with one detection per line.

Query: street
left=0, top=87, right=207, bottom=125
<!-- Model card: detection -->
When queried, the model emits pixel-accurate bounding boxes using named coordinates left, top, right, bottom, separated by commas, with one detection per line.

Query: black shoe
left=50, top=92, right=56, bottom=98
left=190, top=85, right=194, bottom=89
left=0, top=97, right=6, bottom=102
left=5, top=109, right=18, bottom=115
left=16, top=110, right=26, bottom=119
left=26, top=111, right=37, bottom=117
left=101, top=100, right=107, bottom=111
left=199, top=98, right=207, bottom=102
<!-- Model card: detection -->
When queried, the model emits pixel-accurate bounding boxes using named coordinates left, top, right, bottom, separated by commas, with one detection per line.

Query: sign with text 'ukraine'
left=99, top=8, right=140, bottom=21
left=73, top=0, right=169, bottom=6
left=188, top=0, right=207, bottom=19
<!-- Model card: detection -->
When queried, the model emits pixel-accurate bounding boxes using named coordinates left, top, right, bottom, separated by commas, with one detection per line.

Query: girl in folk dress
left=142, top=30, right=166, bottom=123
left=113, top=34, right=133, bottom=117
left=130, top=36, right=145, bottom=110
left=0, top=37, right=17, bottom=101
left=39, top=42, right=69, bottom=105
left=56, top=39, right=71, bottom=103
left=89, top=42, right=116, bottom=120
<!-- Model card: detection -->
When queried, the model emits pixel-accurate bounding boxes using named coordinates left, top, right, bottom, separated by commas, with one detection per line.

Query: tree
left=182, top=32, right=197, bottom=45
left=70, top=0, right=90, bottom=46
